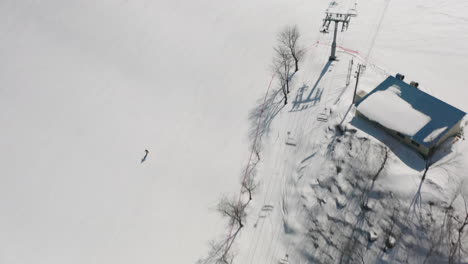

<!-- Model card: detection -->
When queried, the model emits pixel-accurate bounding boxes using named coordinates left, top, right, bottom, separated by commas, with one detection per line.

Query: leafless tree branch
left=278, top=25, right=304, bottom=73
left=273, top=46, right=293, bottom=105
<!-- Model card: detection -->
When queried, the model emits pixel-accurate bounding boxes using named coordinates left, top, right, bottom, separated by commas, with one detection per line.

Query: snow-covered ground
left=0, top=1, right=319, bottom=263
left=1, top=0, right=468, bottom=263
left=235, top=44, right=468, bottom=262
left=231, top=0, right=468, bottom=263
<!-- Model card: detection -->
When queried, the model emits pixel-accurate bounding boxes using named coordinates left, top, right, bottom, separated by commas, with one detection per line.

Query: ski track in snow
left=240, top=0, right=370, bottom=262
left=242, top=34, right=351, bottom=264
left=2, top=0, right=468, bottom=263
left=237, top=0, right=468, bottom=263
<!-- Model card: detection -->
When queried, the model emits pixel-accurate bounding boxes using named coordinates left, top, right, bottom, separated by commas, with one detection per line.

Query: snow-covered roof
left=356, top=76, right=466, bottom=148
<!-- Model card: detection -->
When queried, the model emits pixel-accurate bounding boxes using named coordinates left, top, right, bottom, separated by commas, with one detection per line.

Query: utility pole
left=352, top=64, right=366, bottom=104
left=346, top=58, right=353, bottom=87
left=321, top=11, right=356, bottom=61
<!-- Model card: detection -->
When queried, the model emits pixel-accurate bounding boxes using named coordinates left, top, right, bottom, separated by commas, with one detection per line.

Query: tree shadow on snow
left=248, top=87, right=286, bottom=142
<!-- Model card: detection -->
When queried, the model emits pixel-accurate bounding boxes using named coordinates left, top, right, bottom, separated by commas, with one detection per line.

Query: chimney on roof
left=410, top=81, right=419, bottom=88
left=395, top=73, right=405, bottom=81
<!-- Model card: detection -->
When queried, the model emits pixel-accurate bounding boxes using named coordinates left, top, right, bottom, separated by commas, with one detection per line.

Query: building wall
left=356, top=110, right=431, bottom=157
left=356, top=110, right=466, bottom=158
left=353, top=90, right=368, bottom=104
left=434, top=119, right=462, bottom=149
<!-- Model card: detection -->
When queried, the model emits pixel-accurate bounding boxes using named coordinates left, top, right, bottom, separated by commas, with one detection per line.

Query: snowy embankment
left=229, top=0, right=468, bottom=263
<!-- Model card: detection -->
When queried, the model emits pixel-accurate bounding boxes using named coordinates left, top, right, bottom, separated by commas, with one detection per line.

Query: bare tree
left=197, top=239, right=234, bottom=264
left=198, top=197, right=247, bottom=264
left=218, top=196, right=247, bottom=229
left=200, top=26, right=303, bottom=264
left=241, top=164, right=258, bottom=201
left=278, top=25, right=304, bottom=73
left=447, top=194, right=468, bottom=264
left=273, top=46, right=293, bottom=105
left=216, top=196, right=246, bottom=262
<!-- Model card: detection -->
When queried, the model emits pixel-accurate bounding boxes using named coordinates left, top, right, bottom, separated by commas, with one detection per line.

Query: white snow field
left=0, top=0, right=321, bottom=263
left=1, top=0, right=468, bottom=264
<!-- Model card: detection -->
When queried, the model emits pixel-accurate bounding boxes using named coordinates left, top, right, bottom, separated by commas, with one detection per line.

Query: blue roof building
left=355, top=76, right=466, bottom=157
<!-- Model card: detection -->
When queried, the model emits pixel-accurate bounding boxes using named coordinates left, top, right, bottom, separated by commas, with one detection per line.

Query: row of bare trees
left=197, top=196, right=247, bottom=264
left=197, top=147, right=261, bottom=264
left=197, top=155, right=259, bottom=264
left=273, top=25, right=304, bottom=105
left=198, top=25, right=304, bottom=264
left=445, top=189, right=468, bottom=264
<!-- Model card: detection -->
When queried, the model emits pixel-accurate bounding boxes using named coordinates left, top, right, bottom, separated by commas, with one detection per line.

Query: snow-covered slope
left=0, top=0, right=321, bottom=263
left=231, top=0, right=468, bottom=263
left=236, top=45, right=468, bottom=261
left=1, top=0, right=467, bottom=263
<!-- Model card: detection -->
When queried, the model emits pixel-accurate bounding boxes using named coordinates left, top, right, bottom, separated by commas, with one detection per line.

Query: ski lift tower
left=321, top=10, right=356, bottom=61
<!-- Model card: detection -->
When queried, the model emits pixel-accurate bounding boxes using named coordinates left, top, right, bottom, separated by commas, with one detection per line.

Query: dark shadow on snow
left=349, top=116, right=454, bottom=172
left=300, top=152, right=317, bottom=164
left=290, top=61, right=332, bottom=112
left=248, top=87, right=286, bottom=142
left=307, top=61, right=332, bottom=101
